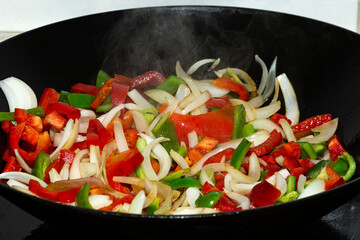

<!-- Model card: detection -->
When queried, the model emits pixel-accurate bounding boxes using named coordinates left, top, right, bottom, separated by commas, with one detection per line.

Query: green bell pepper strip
left=67, top=93, right=95, bottom=108
left=95, top=103, right=113, bottom=113
left=331, top=158, right=348, bottom=176
left=341, top=152, right=356, bottom=182
left=305, top=159, right=332, bottom=178
left=312, top=142, right=328, bottom=155
left=177, top=144, right=187, bottom=157
left=146, top=197, right=161, bottom=214
left=151, top=113, right=180, bottom=153
left=75, top=182, right=93, bottom=209
left=230, top=138, right=251, bottom=170
left=156, top=75, right=186, bottom=95
left=0, top=106, right=45, bottom=122
left=298, top=142, right=317, bottom=159
left=96, top=70, right=112, bottom=88
left=242, top=123, right=255, bottom=137
left=259, top=170, right=268, bottom=181
left=162, top=176, right=201, bottom=189
left=31, top=151, right=50, bottom=181
left=286, top=175, right=297, bottom=194
left=277, top=191, right=299, bottom=203
left=161, top=168, right=191, bottom=183
left=231, top=104, right=246, bottom=139
left=196, top=191, right=224, bottom=208
left=58, top=91, right=70, bottom=104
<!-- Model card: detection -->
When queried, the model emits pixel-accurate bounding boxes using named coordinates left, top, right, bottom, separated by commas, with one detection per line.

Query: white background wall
left=0, top=0, right=358, bottom=33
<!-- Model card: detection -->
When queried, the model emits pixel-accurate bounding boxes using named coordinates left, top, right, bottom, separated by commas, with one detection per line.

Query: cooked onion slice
left=193, top=79, right=230, bottom=97
left=255, top=100, right=281, bottom=120
left=248, top=153, right=261, bottom=181
left=225, top=165, right=257, bottom=184
left=14, top=149, right=32, bottom=173
left=170, top=149, right=190, bottom=169
left=184, top=187, right=201, bottom=208
left=0, top=172, right=47, bottom=188
left=69, top=149, right=89, bottom=180
left=130, top=110, right=149, bottom=133
left=145, top=89, right=177, bottom=104
left=250, top=119, right=285, bottom=138
left=99, top=105, right=124, bottom=128
left=255, top=54, right=269, bottom=95
left=298, top=118, right=338, bottom=143
left=181, top=90, right=211, bottom=115
left=298, top=179, right=325, bottom=199
left=175, top=84, right=191, bottom=102
left=277, top=73, right=299, bottom=125
left=263, top=57, right=278, bottom=101
left=113, top=121, right=129, bottom=153
left=224, top=189, right=250, bottom=210
left=89, top=194, right=113, bottom=209
left=0, top=77, right=37, bottom=111
left=128, top=89, right=153, bottom=109
left=187, top=58, right=218, bottom=75
left=279, top=118, right=297, bottom=142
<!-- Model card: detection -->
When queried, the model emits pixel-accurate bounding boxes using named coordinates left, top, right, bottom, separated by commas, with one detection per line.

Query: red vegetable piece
left=58, top=187, right=81, bottom=203
left=46, top=102, right=81, bottom=120
left=218, top=195, right=241, bottom=212
left=111, top=75, right=131, bottom=107
left=170, top=105, right=234, bottom=145
left=14, top=108, right=43, bottom=132
left=38, top=88, right=60, bottom=112
left=324, top=163, right=344, bottom=190
left=124, top=128, right=138, bottom=148
left=71, top=83, right=100, bottom=96
left=44, top=149, right=75, bottom=183
left=264, top=163, right=281, bottom=179
left=210, top=76, right=249, bottom=101
left=130, top=71, right=165, bottom=89
left=3, top=157, right=21, bottom=172
left=281, top=141, right=301, bottom=160
left=298, top=158, right=314, bottom=172
left=270, top=113, right=292, bottom=126
left=201, top=181, right=221, bottom=195
left=328, top=135, right=346, bottom=162
left=291, top=114, right=332, bottom=133
left=248, top=130, right=283, bottom=156
left=1, top=120, right=14, bottom=134
left=204, top=148, right=234, bottom=166
left=86, top=119, right=113, bottom=150
left=29, top=179, right=59, bottom=201
left=91, top=78, right=114, bottom=110
left=205, top=96, right=231, bottom=109
left=249, top=180, right=281, bottom=207
left=43, top=111, right=67, bottom=131
left=21, top=125, right=39, bottom=146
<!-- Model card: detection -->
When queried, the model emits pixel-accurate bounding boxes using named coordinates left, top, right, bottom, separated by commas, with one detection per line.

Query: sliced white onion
left=224, top=189, right=250, bottom=210
left=145, top=89, right=177, bottom=105
left=298, top=179, right=325, bottom=199
left=270, top=77, right=280, bottom=104
left=79, top=162, right=98, bottom=178
left=250, top=119, right=285, bottom=138
left=130, top=110, right=149, bottom=133
left=170, top=149, right=190, bottom=169
left=175, top=84, right=191, bottom=102
left=7, top=179, right=29, bottom=190
left=88, top=194, right=113, bottom=210
left=184, top=187, right=201, bottom=208
left=69, top=149, right=89, bottom=180
left=193, top=79, right=230, bottom=97
left=0, top=172, right=47, bottom=188
left=248, top=153, right=261, bottom=181
left=255, top=54, right=269, bottom=95
left=124, top=103, right=145, bottom=111
left=181, top=90, right=211, bottom=115
left=298, top=118, right=338, bottom=143
left=129, top=190, right=146, bottom=214
left=78, top=109, right=96, bottom=133
left=178, top=93, right=196, bottom=110
left=279, top=118, right=297, bottom=142
left=99, top=105, right=124, bottom=128
left=225, top=165, right=257, bottom=184
left=113, top=121, right=130, bottom=153
left=275, top=155, right=284, bottom=167
left=128, top=89, right=153, bottom=109
left=14, top=149, right=32, bottom=174
left=187, top=130, right=198, bottom=148
left=277, top=73, right=299, bottom=125
left=275, top=172, right=287, bottom=197
left=0, top=77, right=37, bottom=111
left=230, top=99, right=257, bottom=122
left=263, top=57, right=278, bottom=101
left=256, top=101, right=281, bottom=120
left=170, top=207, right=219, bottom=215
left=187, top=58, right=217, bottom=75
left=248, top=95, right=265, bottom=109
left=59, top=161, right=70, bottom=180
left=297, top=174, right=307, bottom=194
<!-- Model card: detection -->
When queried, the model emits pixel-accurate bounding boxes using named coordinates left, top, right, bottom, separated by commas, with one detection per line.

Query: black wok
left=0, top=6, right=360, bottom=238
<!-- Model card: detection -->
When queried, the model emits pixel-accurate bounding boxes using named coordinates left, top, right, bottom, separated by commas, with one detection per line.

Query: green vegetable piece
left=96, top=70, right=112, bottom=88
left=231, top=104, right=246, bottom=139
left=304, top=159, right=332, bottom=178
left=31, top=151, right=50, bottom=181
left=96, top=103, right=113, bottom=113
left=286, top=175, right=297, bottom=194
left=152, top=113, right=180, bottom=153
left=67, top=93, right=95, bottom=108
left=177, top=144, right=187, bottom=157
left=259, top=170, right=268, bottom=181
left=156, top=75, right=186, bottom=94
left=312, top=142, right=328, bottom=155
left=0, top=112, right=15, bottom=122
left=75, top=182, right=93, bottom=209
left=136, top=137, right=147, bottom=153
left=341, top=152, right=356, bottom=182
left=146, top=197, right=161, bottom=214
left=277, top=191, right=299, bottom=203
left=161, top=168, right=191, bottom=183
left=0, top=106, right=45, bottom=122
left=163, top=176, right=201, bottom=189
left=298, top=142, right=317, bottom=159
left=135, top=165, right=146, bottom=179
left=242, top=123, right=255, bottom=137
left=331, top=158, right=348, bottom=176
left=58, top=91, right=70, bottom=104
left=196, top=191, right=223, bottom=208
left=230, top=138, right=251, bottom=170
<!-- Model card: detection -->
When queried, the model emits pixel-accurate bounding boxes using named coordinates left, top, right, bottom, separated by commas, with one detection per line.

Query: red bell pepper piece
left=291, top=114, right=332, bottom=133
left=29, top=179, right=60, bottom=201
left=217, top=195, right=242, bottom=212
left=210, top=76, right=249, bottom=101
left=201, top=181, right=221, bottom=195
left=44, top=149, right=75, bottom=183
left=14, top=108, right=43, bottom=132
left=86, top=119, right=113, bottom=150
left=270, top=113, right=292, bottom=126
left=71, top=83, right=100, bottom=96
left=205, top=96, right=231, bottom=109
left=298, top=158, right=314, bottom=172
left=46, top=102, right=81, bottom=120
left=1, top=120, right=14, bottom=134
left=91, top=78, right=114, bottom=110
left=248, top=130, right=283, bottom=156
left=70, top=140, right=88, bottom=152
left=170, top=105, right=234, bottom=145
left=130, top=71, right=165, bottom=89
left=328, top=135, right=346, bottom=162
left=324, top=163, right=345, bottom=190
left=280, top=141, right=301, bottom=160
left=106, top=148, right=144, bottom=193
left=21, top=125, right=39, bottom=146
left=249, top=180, right=281, bottom=207
left=3, top=156, right=21, bottom=172
left=204, top=148, right=235, bottom=166
left=124, top=128, right=138, bottom=148
left=58, top=187, right=81, bottom=203
left=215, top=173, right=226, bottom=191
left=43, top=111, right=67, bottom=130
left=38, top=88, right=60, bottom=112
left=111, top=75, right=131, bottom=107
left=264, top=162, right=282, bottom=179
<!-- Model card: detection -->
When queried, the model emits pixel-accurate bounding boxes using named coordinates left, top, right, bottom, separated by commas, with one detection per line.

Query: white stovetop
left=0, top=0, right=358, bottom=42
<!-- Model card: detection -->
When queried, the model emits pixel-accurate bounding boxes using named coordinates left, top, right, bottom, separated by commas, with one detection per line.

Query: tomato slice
left=170, top=106, right=234, bottom=145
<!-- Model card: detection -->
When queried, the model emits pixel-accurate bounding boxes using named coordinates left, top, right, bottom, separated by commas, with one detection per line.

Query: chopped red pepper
left=249, top=180, right=281, bottom=207
left=29, top=179, right=60, bottom=201
left=91, top=78, right=114, bottom=110
left=43, top=111, right=67, bottom=131
left=58, top=187, right=81, bottom=203
left=14, top=108, right=43, bottom=132
left=264, top=162, right=281, bottom=179
left=86, top=119, right=113, bottom=150
left=205, top=96, right=231, bottom=109
left=3, top=156, right=21, bottom=172
left=38, top=88, right=60, bottom=112
left=44, top=149, right=75, bottom=183
left=248, top=130, right=283, bottom=156
left=280, top=141, right=301, bottom=160
left=70, top=140, right=88, bottom=152
left=46, top=102, right=81, bottom=120
left=324, top=163, right=345, bottom=190
left=217, top=195, right=242, bottom=212
left=291, top=114, right=332, bottom=133
left=111, top=75, right=131, bottom=107
left=71, top=83, right=100, bottom=96
left=210, top=76, right=249, bottom=101
left=1, top=120, right=14, bottom=134
left=204, top=148, right=234, bottom=165
left=21, top=125, right=39, bottom=146
left=328, top=135, right=346, bottom=162
left=270, top=113, right=292, bottom=126
left=201, top=181, right=221, bottom=195
left=124, top=128, right=138, bottom=148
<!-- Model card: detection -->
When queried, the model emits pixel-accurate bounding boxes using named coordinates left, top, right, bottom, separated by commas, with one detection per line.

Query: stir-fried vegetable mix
left=0, top=56, right=357, bottom=215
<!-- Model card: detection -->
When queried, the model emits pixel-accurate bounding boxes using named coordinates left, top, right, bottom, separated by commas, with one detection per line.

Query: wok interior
left=0, top=7, right=360, bottom=226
